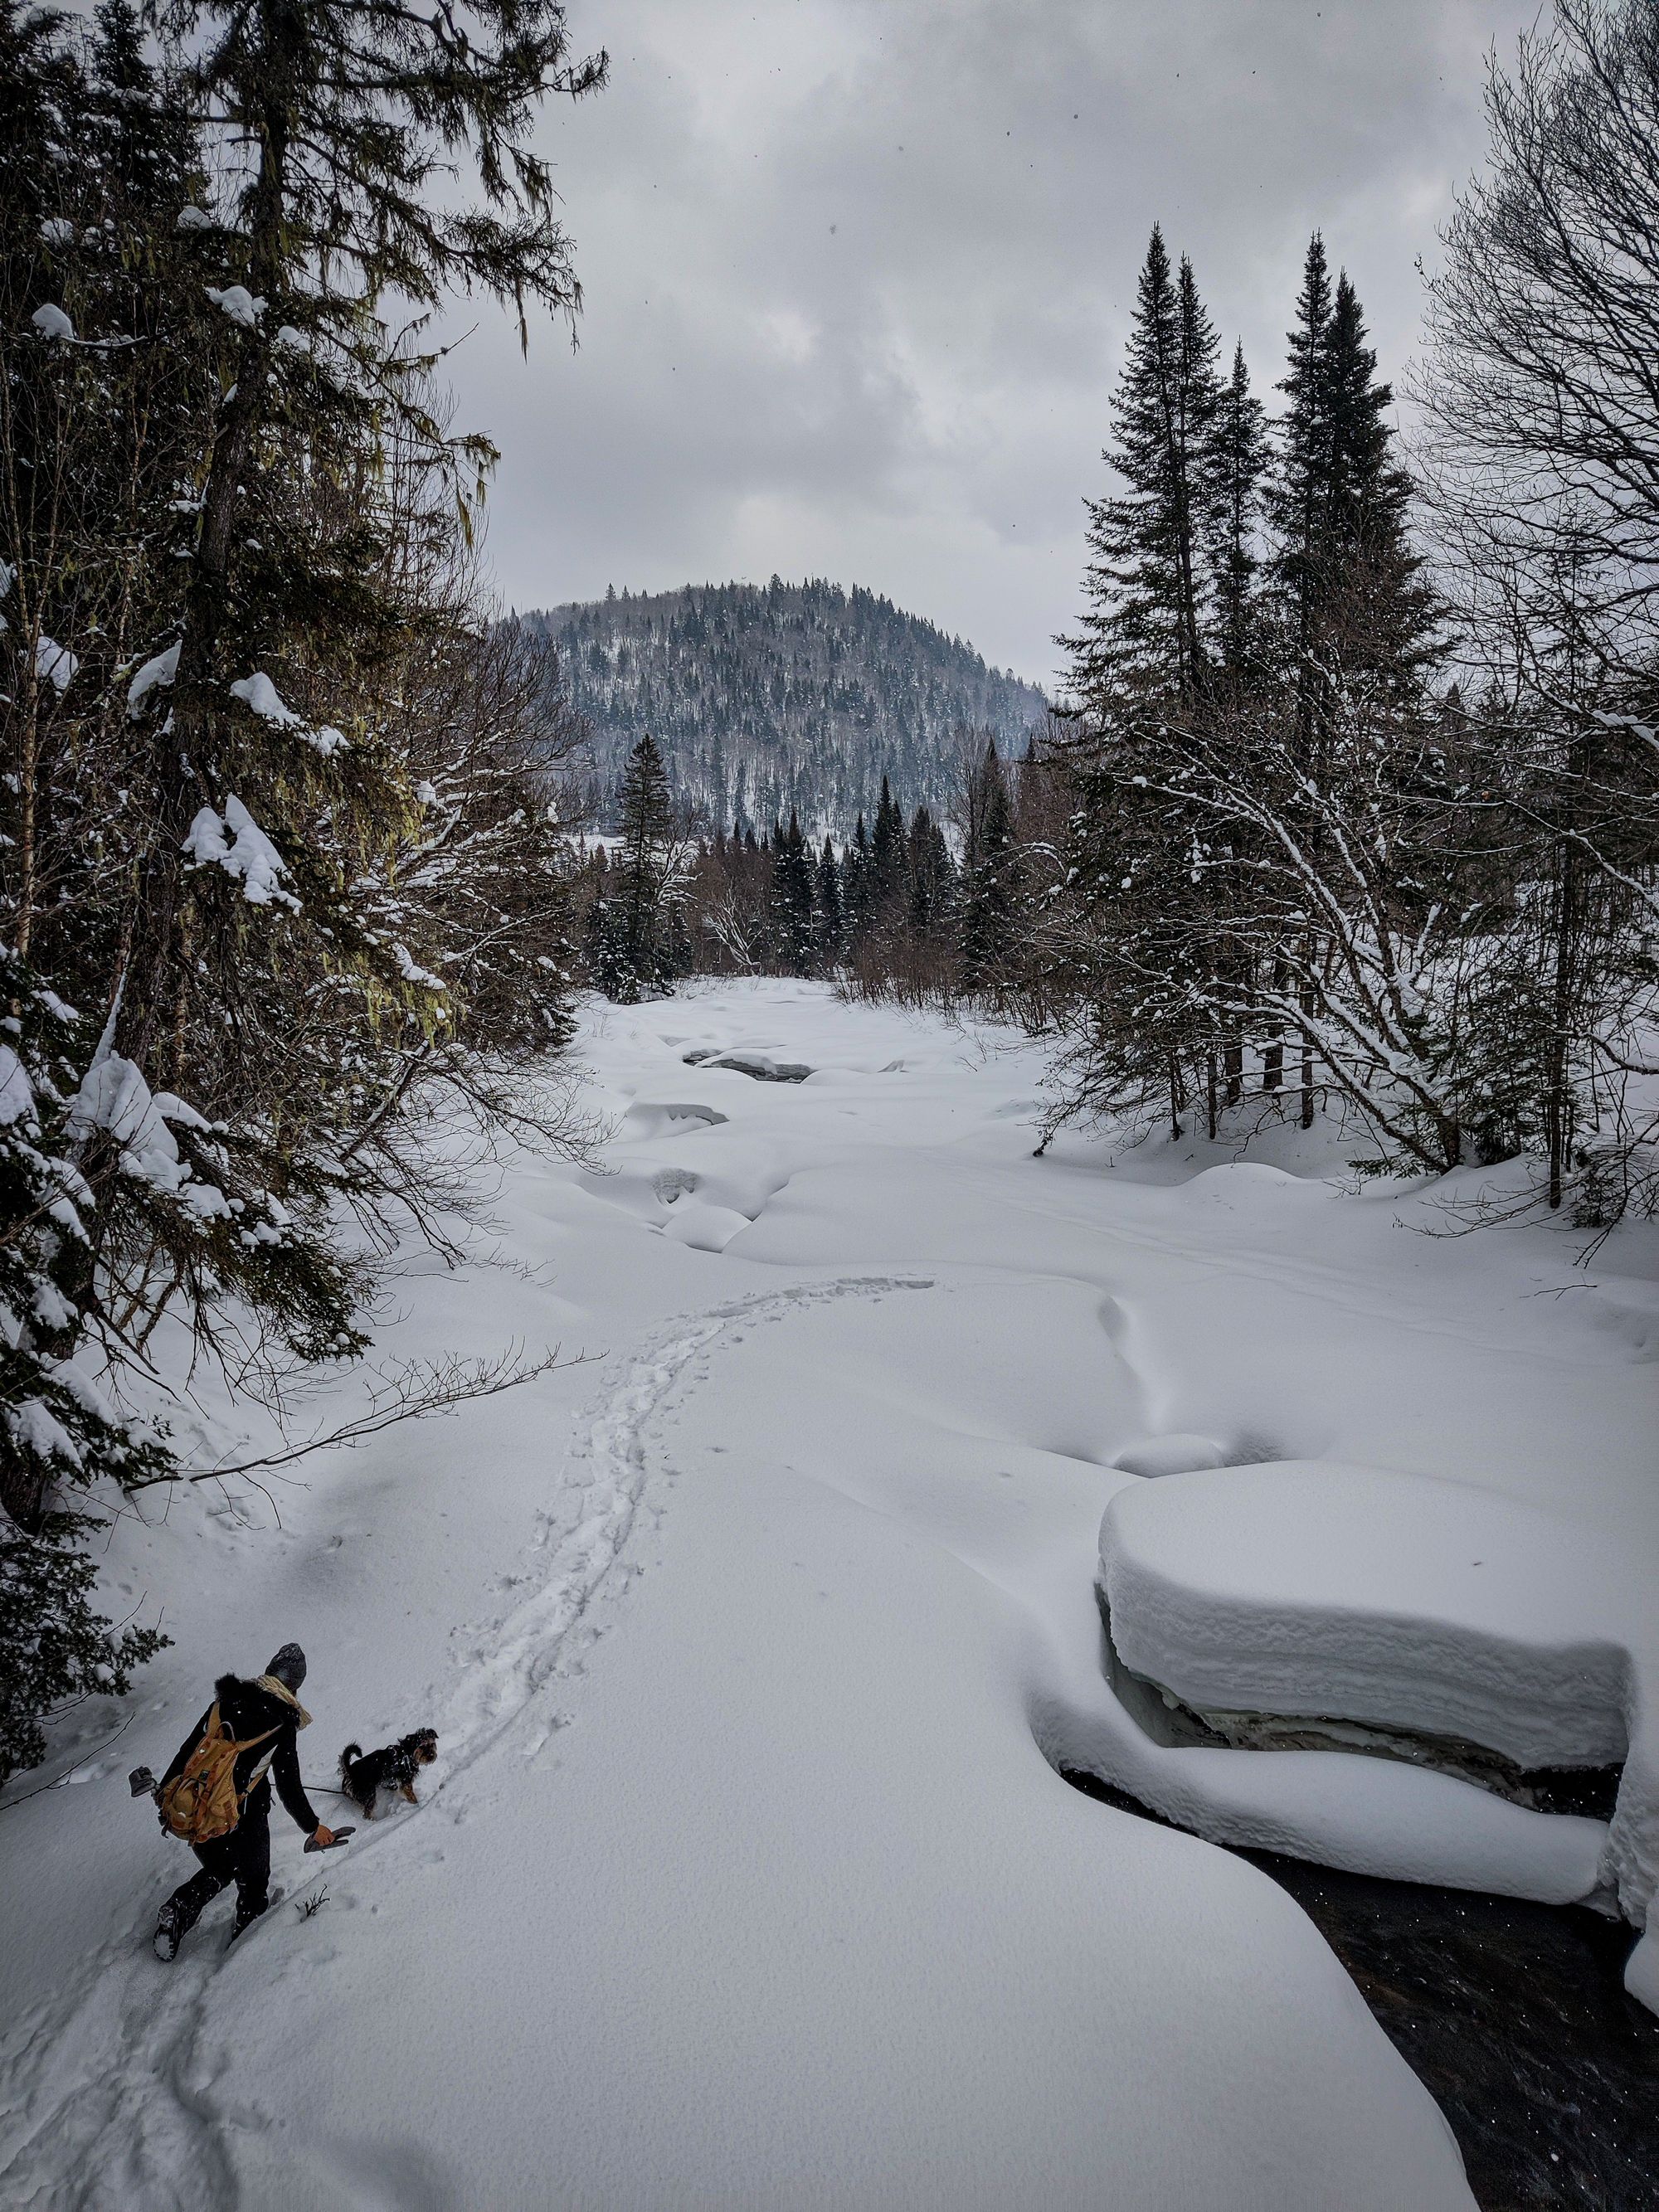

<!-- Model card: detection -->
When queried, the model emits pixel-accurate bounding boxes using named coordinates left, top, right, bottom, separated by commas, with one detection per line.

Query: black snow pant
left=163, top=1779, right=272, bottom=1938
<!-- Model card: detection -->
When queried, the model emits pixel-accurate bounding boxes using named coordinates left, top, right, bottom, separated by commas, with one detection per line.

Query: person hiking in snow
left=149, top=1643, right=338, bottom=1960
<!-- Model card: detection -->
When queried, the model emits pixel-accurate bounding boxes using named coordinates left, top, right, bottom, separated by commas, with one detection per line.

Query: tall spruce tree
left=868, top=777, right=907, bottom=912
left=961, top=741, right=1015, bottom=989
left=771, top=809, right=816, bottom=975
left=1063, top=226, right=1224, bottom=709
left=1271, top=231, right=1336, bottom=760
left=1269, top=241, right=1433, bottom=743
left=597, top=735, right=680, bottom=1001
left=1207, top=341, right=1267, bottom=688
left=815, top=837, right=844, bottom=966
left=904, top=806, right=954, bottom=939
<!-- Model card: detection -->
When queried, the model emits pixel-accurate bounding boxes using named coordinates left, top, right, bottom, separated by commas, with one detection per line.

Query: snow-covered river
left=2, top=980, right=1655, bottom=2208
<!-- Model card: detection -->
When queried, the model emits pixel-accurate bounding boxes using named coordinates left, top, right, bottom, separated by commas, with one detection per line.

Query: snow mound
left=661, top=1199, right=750, bottom=1252
left=622, top=1101, right=729, bottom=1140
left=1100, top=1462, right=1629, bottom=1772
left=1113, top=1432, right=1229, bottom=1478
left=1190, top=1160, right=1302, bottom=1186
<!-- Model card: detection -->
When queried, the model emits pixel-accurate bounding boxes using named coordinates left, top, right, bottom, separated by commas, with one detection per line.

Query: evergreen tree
left=1266, top=240, right=1433, bottom=745
left=1207, top=340, right=1267, bottom=688
left=815, top=837, right=844, bottom=965
left=0, top=0, right=604, bottom=1776
left=1321, top=273, right=1438, bottom=683
left=868, top=777, right=907, bottom=911
left=844, top=813, right=871, bottom=944
left=596, top=735, right=681, bottom=1000
left=1270, top=231, right=1336, bottom=755
left=771, top=809, right=816, bottom=974
left=961, top=741, right=1015, bottom=989
left=1063, top=226, right=1224, bottom=710
left=904, top=806, right=954, bottom=938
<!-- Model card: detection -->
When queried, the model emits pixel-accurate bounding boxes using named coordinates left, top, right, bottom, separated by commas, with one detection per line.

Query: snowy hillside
left=516, top=579, right=1049, bottom=830
left=3, top=983, right=1657, bottom=2206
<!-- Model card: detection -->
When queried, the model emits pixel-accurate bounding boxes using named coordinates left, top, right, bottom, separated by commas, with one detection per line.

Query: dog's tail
left=339, top=1742, right=362, bottom=1776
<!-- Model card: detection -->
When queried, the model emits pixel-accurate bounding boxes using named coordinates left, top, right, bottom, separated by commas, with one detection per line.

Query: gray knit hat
left=265, top=1641, right=307, bottom=1691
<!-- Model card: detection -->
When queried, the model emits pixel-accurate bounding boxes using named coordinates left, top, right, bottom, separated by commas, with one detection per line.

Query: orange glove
left=313, top=1825, right=335, bottom=1848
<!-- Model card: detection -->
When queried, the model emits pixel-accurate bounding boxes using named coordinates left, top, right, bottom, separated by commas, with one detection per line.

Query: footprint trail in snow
left=0, top=1272, right=932, bottom=2212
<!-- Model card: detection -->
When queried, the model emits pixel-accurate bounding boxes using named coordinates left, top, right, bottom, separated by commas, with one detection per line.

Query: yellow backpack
left=158, top=1703, right=279, bottom=1845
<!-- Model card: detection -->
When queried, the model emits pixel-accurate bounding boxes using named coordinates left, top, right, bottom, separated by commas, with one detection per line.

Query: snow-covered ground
left=3, top=979, right=1656, bottom=2209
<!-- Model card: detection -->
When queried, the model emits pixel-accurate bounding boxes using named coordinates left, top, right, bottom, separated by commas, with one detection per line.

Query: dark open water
left=1061, top=1767, right=1659, bottom=2210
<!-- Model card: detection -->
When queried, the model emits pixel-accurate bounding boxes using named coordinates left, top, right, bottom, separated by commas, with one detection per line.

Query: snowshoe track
left=0, top=1271, right=932, bottom=2211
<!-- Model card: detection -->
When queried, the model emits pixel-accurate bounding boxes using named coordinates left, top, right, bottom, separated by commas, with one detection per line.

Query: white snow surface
left=229, top=672, right=345, bottom=756
left=67, top=1050, right=226, bottom=1214
left=2, top=981, right=1655, bottom=2205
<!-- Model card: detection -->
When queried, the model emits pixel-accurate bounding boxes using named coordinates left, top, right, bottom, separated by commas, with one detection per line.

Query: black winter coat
left=160, top=1673, right=319, bottom=1835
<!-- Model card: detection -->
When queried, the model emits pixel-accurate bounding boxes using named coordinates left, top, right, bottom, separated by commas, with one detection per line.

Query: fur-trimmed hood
left=215, top=1671, right=312, bottom=1728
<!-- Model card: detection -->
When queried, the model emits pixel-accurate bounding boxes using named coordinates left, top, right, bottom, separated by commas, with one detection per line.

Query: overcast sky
left=453, top=0, right=1541, bottom=689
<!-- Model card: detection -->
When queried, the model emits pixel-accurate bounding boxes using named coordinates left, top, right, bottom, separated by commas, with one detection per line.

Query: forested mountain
left=517, top=579, right=1048, bottom=829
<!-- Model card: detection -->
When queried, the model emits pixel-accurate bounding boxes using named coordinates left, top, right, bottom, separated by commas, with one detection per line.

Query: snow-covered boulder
left=620, top=1100, right=728, bottom=1141
left=1113, top=1432, right=1228, bottom=1480
left=1099, top=1461, right=1658, bottom=1945
left=661, top=1198, right=750, bottom=1252
left=1101, top=1462, right=1629, bottom=1772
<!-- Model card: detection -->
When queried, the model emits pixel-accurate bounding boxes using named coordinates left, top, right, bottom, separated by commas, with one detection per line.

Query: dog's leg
left=400, top=1781, right=418, bottom=1806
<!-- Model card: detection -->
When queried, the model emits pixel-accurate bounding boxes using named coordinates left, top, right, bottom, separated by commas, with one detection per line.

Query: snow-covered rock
left=621, top=1100, right=729, bottom=1140
left=660, top=1198, right=750, bottom=1251
left=1113, top=1432, right=1228, bottom=1478
left=1101, top=1462, right=1631, bottom=1771
left=1098, top=1460, right=1658, bottom=1938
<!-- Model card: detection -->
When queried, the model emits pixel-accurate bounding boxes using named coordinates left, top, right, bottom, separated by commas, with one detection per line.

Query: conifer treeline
left=572, top=732, right=1067, bottom=1007
left=0, top=0, right=603, bottom=1775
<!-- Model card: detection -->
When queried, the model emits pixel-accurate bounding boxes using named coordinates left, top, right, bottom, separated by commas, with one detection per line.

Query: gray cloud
left=450, top=0, right=1539, bottom=686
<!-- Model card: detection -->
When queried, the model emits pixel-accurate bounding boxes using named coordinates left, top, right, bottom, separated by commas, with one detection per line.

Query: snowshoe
left=153, top=1905, right=182, bottom=1963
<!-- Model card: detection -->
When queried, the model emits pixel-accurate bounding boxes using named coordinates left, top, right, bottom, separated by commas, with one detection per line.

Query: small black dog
left=338, top=1728, right=438, bottom=1820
